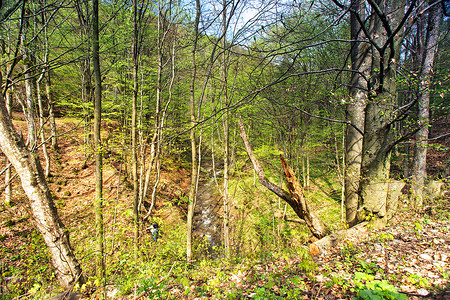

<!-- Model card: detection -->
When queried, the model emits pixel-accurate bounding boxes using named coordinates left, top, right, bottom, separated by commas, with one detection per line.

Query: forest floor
left=156, top=211, right=450, bottom=300
left=0, top=116, right=449, bottom=300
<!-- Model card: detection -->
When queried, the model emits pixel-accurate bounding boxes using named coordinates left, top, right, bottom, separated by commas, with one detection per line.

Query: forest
left=0, top=0, right=449, bottom=298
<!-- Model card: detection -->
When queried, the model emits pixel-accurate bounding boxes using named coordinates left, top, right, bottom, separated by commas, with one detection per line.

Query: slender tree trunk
left=138, top=66, right=146, bottom=213
left=145, top=36, right=176, bottom=219
left=131, top=0, right=140, bottom=259
left=4, top=90, right=13, bottom=206
left=142, top=132, right=158, bottom=202
left=186, top=0, right=200, bottom=261
left=0, top=73, right=84, bottom=287
left=40, top=2, right=58, bottom=152
left=148, top=4, right=164, bottom=214
left=92, top=0, right=104, bottom=279
left=306, top=152, right=310, bottom=188
left=222, top=0, right=230, bottom=259
left=142, top=2, right=169, bottom=215
left=45, top=73, right=58, bottom=151
left=75, top=0, right=92, bottom=163
left=302, top=151, right=306, bottom=188
left=412, top=1, right=442, bottom=208
left=81, top=58, right=92, bottom=156
left=20, top=18, right=37, bottom=150
left=341, top=128, right=345, bottom=221
left=37, top=73, right=50, bottom=177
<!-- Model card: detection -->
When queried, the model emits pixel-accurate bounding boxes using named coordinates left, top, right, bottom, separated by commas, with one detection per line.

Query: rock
left=47, top=291, right=81, bottom=300
left=400, top=285, right=416, bottom=293
left=425, top=181, right=444, bottom=199
left=106, top=285, right=119, bottom=298
left=419, top=253, right=433, bottom=261
left=417, top=288, right=429, bottom=296
left=386, top=181, right=406, bottom=219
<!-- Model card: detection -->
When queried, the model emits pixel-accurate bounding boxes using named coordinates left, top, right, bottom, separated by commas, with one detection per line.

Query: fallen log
left=309, top=222, right=368, bottom=255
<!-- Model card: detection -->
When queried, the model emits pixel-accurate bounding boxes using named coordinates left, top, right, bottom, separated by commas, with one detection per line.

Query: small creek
left=193, top=169, right=223, bottom=256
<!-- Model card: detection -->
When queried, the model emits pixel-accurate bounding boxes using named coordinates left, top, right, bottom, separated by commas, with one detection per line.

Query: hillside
left=0, top=116, right=449, bottom=299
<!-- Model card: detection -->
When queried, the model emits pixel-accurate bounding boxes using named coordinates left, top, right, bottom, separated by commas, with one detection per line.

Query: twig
left=385, top=247, right=389, bottom=275
left=157, top=261, right=178, bottom=285
left=283, top=216, right=306, bottom=224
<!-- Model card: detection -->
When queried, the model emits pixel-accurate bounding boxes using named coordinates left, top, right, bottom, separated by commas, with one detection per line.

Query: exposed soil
left=0, top=117, right=192, bottom=297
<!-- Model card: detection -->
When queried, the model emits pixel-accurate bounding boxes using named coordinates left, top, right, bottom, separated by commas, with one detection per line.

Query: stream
left=193, top=169, right=223, bottom=256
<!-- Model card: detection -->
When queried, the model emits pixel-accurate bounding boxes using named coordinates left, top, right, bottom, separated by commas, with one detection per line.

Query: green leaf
left=180, top=276, right=190, bottom=287
left=264, top=279, right=275, bottom=289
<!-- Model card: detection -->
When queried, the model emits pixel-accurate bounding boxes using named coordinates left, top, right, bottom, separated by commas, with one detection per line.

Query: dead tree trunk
left=238, top=118, right=328, bottom=239
left=280, top=155, right=328, bottom=239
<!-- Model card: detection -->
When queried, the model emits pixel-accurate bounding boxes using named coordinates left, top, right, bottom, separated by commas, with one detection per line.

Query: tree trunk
left=310, top=222, right=368, bottom=256
left=0, top=73, right=84, bottom=287
left=305, top=151, right=310, bottom=188
left=345, top=0, right=368, bottom=224
left=92, top=0, right=104, bottom=279
left=147, top=4, right=164, bottom=215
left=20, top=18, right=37, bottom=150
left=412, top=1, right=442, bottom=208
left=4, top=90, right=13, bottom=206
left=356, top=0, right=408, bottom=227
left=222, top=0, right=230, bottom=259
left=358, top=100, right=394, bottom=227
left=131, top=0, right=140, bottom=260
left=186, top=0, right=201, bottom=262
left=280, top=155, right=328, bottom=238
left=40, top=3, right=58, bottom=153
left=302, top=151, right=306, bottom=188
left=37, top=72, right=50, bottom=177
left=75, top=0, right=92, bottom=163
left=45, top=73, right=58, bottom=151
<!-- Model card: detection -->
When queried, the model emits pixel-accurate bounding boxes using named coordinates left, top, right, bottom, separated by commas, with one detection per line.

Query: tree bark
left=37, top=72, right=50, bottom=177
left=238, top=118, right=328, bottom=239
left=131, top=0, right=140, bottom=260
left=20, top=16, right=37, bottom=150
left=0, top=73, right=84, bottom=287
left=310, top=222, right=368, bottom=256
left=4, top=90, right=13, bottom=206
left=92, top=0, right=104, bottom=279
left=45, top=72, right=58, bottom=151
left=222, top=0, right=230, bottom=259
left=75, top=0, right=92, bottom=162
left=359, top=100, right=394, bottom=227
left=412, top=1, right=442, bottom=208
left=356, top=0, right=408, bottom=227
left=186, top=0, right=201, bottom=262
left=345, top=0, right=368, bottom=224
left=280, top=155, right=328, bottom=239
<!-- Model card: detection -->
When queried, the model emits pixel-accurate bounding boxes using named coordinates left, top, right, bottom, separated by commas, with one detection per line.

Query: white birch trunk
left=0, top=74, right=83, bottom=287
